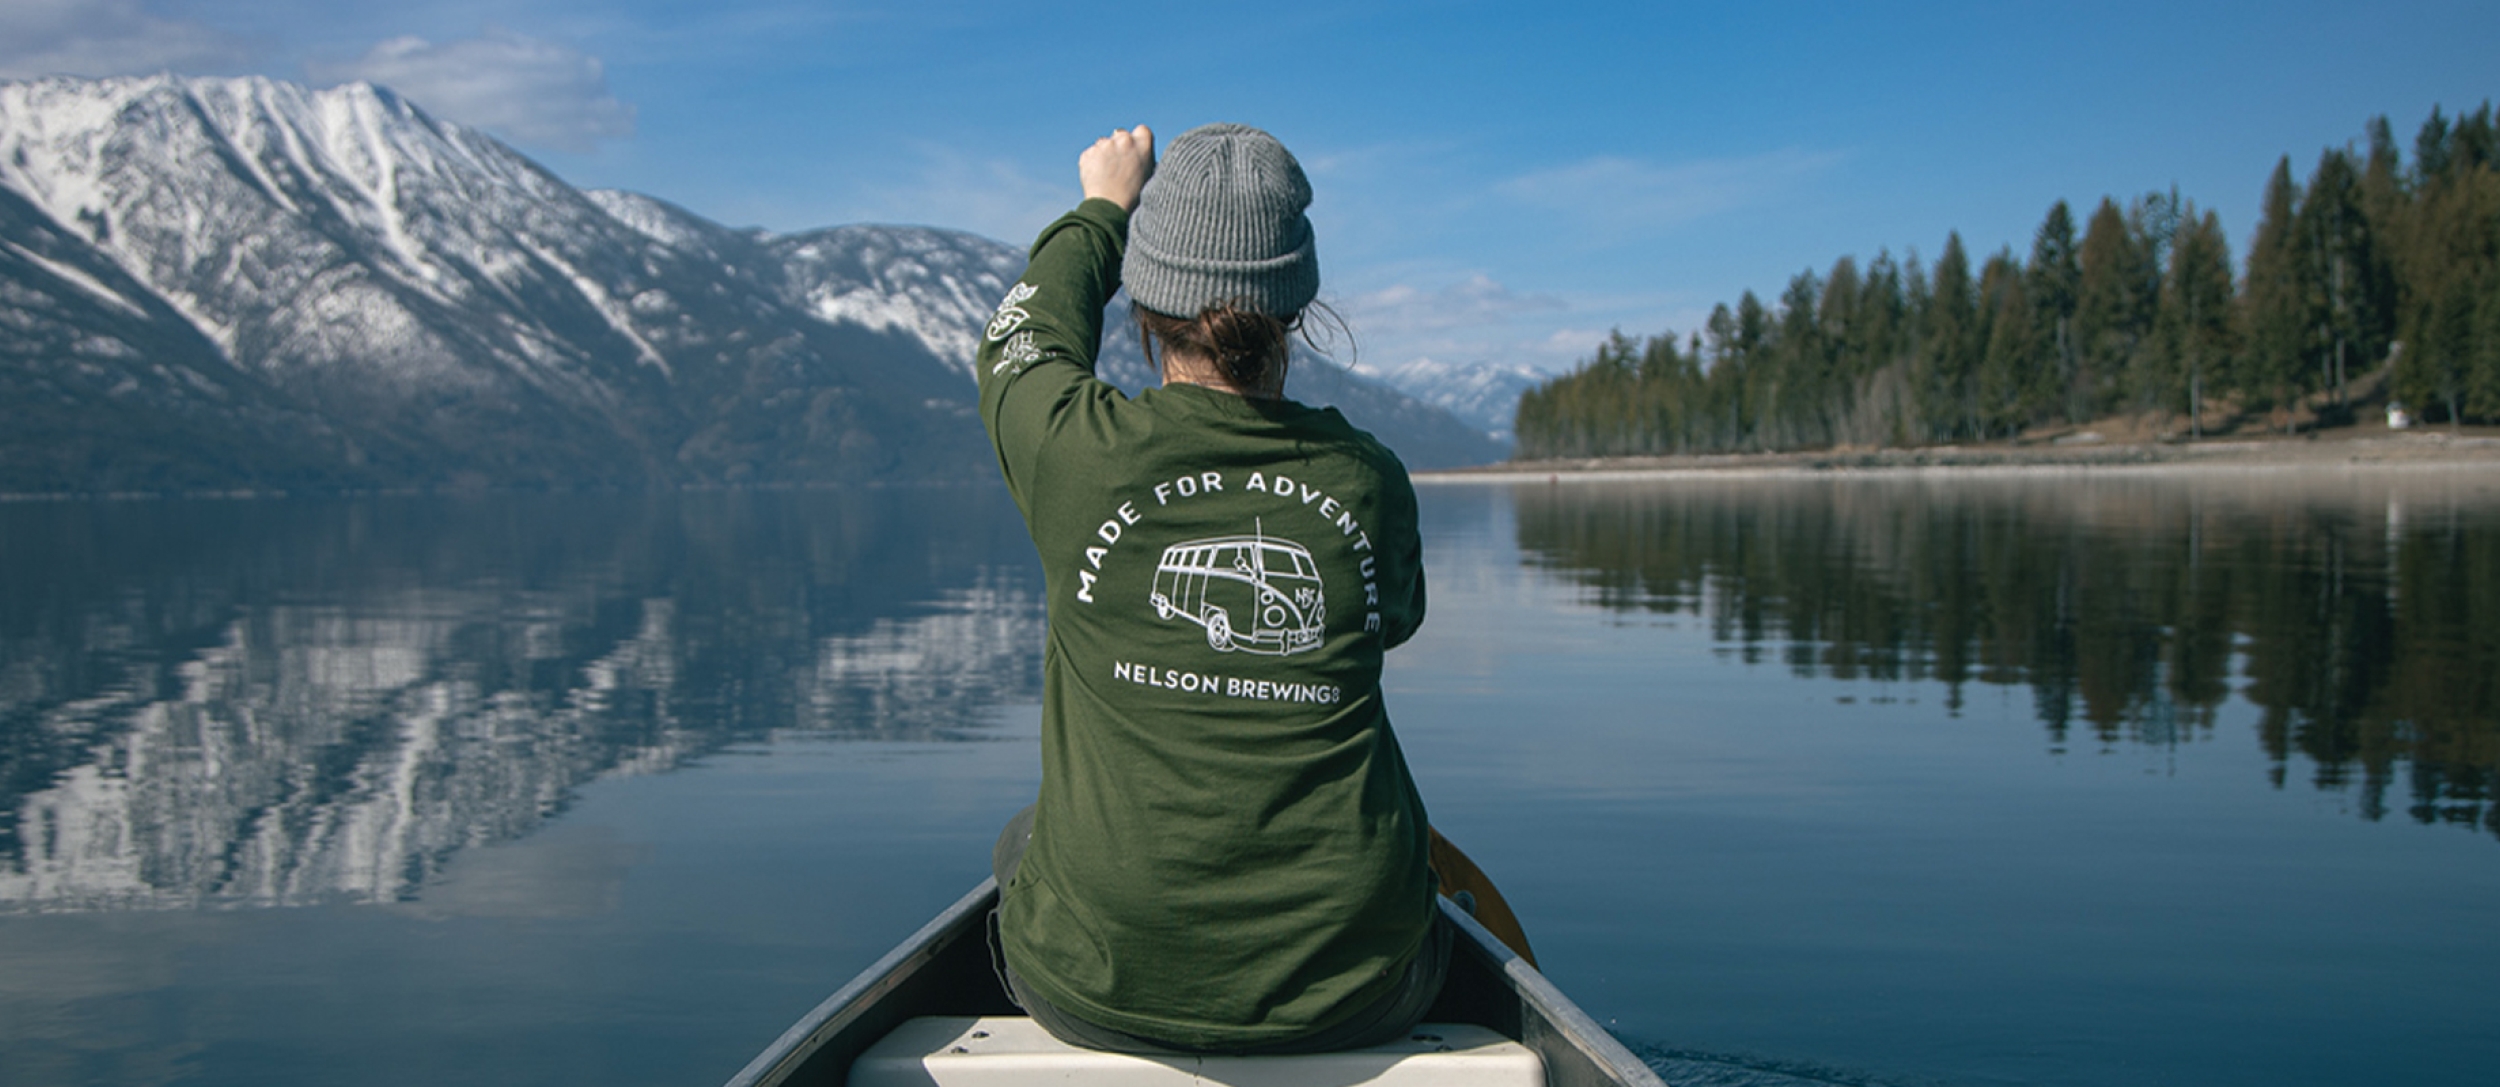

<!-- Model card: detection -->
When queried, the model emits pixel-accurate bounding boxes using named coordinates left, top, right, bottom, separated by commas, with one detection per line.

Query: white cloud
left=1343, top=274, right=1565, bottom=338
left=308, top=30, right=634, bottom=154
left=1497, top=148, right=1846, bottom=233
left=0, top=0, right=250, bottom=78
left=850, top=146, right=1075, bottom=241
left=1326, top=270, right=1721, bottom=380
left=1328, top=273, right=1596, bottom=375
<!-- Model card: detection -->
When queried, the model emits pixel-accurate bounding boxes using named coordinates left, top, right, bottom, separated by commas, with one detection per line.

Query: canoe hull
left=724, top=879, right=1662, bottom=1087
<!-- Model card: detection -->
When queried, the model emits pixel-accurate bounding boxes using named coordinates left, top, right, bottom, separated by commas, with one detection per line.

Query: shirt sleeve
left=976, top=199, right=1131, bottom=506
left=1379, top=462, right=1428, bottom=650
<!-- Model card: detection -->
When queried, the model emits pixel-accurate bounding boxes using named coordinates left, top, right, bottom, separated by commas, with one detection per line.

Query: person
left=974, top=122, right=1446, bottom=1054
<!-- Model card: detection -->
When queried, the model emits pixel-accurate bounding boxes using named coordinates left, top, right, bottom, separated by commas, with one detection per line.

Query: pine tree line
left=1516, top=104, right=2500, bottom=459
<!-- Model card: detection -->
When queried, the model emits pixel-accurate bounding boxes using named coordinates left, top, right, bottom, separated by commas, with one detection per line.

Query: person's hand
left=1080, top=125, right=1155, bottom=212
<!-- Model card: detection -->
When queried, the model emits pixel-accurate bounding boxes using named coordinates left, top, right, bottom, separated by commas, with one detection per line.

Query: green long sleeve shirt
left=978, top=198, right=1433, bottom=1048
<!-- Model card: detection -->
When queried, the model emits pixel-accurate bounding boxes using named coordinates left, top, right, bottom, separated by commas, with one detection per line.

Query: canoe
left=722, top=878, right=1665, bottom=1087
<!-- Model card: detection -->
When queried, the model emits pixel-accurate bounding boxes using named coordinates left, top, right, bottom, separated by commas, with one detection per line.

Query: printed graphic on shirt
left=1110, top=659, right=1341, bottom=703
left=1071, top=469, right=1385, bottom=642
left=993, top=329, right=1042, bottom=375
left=986, top=282, right=1038, bottom=341
left=1148, top=524, right=1326, bottom=656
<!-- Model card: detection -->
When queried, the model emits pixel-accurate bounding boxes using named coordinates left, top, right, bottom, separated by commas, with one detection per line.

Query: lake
left=2, top=470, right=2495, bottom=1087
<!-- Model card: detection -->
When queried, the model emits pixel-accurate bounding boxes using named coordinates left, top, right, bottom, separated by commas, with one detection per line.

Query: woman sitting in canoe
left=974, top=122, right=1444, bottom=1053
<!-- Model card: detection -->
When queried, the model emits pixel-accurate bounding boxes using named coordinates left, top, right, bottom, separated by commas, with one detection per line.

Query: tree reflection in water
left=1510, top=470, right=2500, bottom=840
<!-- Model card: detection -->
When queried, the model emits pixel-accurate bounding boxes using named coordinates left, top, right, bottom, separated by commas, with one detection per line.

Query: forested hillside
left=1516, top=104, right=2500, bottom=459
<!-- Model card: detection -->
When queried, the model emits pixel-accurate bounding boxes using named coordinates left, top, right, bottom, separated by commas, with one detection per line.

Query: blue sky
left=5, top=1, right=2495, bottom=376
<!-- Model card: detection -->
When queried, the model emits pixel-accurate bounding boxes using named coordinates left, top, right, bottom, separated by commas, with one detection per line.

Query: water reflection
left=1510, top=469, right=2500, bottom=840
left=0, top=488, right=1041, bottom=911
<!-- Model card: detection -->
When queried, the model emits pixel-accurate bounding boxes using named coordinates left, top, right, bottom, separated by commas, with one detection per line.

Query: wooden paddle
left=1427, top=827, right=1538, bottom=968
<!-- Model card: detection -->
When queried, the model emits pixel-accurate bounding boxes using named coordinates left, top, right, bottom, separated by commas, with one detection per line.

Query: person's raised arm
left=977, top=124, right=1158, bottom=504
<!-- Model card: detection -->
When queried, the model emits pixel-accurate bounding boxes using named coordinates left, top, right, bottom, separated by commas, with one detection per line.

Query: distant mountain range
left=1368, top=356, right=1548, bottom=443
left=0, top=75, right=1505, bottom=495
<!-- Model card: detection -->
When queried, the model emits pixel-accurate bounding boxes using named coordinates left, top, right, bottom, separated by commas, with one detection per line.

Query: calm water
left=2, top=472, right=2496, bottom=1087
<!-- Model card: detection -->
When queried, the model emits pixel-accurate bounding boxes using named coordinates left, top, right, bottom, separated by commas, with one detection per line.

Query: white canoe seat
left=851, top=1015, right=1545, bottom=1087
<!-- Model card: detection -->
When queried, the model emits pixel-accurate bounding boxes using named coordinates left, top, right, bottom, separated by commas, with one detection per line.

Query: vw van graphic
left=1149, top=531, right=1326, bottom=656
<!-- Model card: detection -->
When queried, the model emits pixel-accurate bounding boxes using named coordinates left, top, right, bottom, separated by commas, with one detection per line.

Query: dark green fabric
left=977, top=198, right=1433, bottom=1049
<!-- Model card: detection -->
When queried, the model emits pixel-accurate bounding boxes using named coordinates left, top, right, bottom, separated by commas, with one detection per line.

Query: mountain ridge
left=1371, top=355, right=1546, bottom=442
left=0, top=74, right=1500, bottom=495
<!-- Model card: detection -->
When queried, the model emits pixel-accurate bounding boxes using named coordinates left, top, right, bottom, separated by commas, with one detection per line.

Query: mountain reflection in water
left=0, top=489, right=1042, bottom=912
left=3, top=476, right=2494, bottom=1087
left=1509, top=469, right=2500, bottom=841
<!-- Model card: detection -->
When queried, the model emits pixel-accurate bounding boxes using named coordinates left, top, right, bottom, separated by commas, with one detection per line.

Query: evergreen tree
left=1736, top=292, right=1774, bottom=447
left=2241, top=156, right=2312, bottom=422
left=1903, top=251, right=1933, bottom=438
left=2027, top=201, right=2083, bottom=422
left=2153, top=209, right=2238, bottom=435
left=1644, top=329, right=1702, bottom=452
left=2296, top=148, right=2390, bottom=408
left=1776, top=270, right=1831, bottom=448
left=2416, top=107, right=2454, bottom=185
left=2360, top=116, right=2409, bottom=330
left=1820, top=255, right=1864, bottom=377
left=2453, top=104, right=2495, bottom=175
left=1703, top=302, right=1743, bottom=447
left=2393, top=102, right=2500, bottom=425
left=1736, top=290, right=1771, bottom=354
left=1922, top=233, right=1979, bottom=440
left=2073, top=198, right=2145, bottom=417
left=2477, top=274, right=2500, bottom=419
left=1977, top=249, right=2035, bottom=436
left=2412, top=275, right=2477, bottom=426
left=1858, top=250, right=1909, bottom=380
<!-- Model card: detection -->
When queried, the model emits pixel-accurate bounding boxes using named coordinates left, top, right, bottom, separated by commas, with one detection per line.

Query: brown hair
left=1135, top=300, right=1350, bottom=393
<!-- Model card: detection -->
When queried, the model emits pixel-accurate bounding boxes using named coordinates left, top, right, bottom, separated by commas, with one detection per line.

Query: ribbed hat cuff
left=1125, top=241, right=1318, bottom=318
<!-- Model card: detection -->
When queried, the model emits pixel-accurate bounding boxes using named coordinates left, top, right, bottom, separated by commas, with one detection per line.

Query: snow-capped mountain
left=0, top=74, right=1002, bottom=491
left=1368, top=356, right=1550, bottom=443
left=761, top=221, right=1505, bottom=468
left=0, top=74, right=1500, bottom=493
left=765, top=218, right=1030, bottom=382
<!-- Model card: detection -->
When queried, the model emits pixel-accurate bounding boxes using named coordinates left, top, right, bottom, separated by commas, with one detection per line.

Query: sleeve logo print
left=1148, top=522, right=1325, bottom=656
left=986, top=282, right=1039, bottom=341
left=993, top=330, right=1042, bottom=375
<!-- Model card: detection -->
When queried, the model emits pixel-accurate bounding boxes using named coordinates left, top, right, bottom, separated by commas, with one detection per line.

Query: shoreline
left=1419, top=430, right=2500, bottom=483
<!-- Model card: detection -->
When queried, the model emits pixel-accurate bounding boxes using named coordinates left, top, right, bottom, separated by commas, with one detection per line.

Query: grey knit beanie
left=1123, top=123, right=1318, bottom=319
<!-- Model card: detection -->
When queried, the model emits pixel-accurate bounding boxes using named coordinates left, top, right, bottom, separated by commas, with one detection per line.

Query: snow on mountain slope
left=0, top=73, right=1502, bottom=491
left=591, top=193, right=1025, bottom=385
left=0, top=74, right=980, bottom=491
left=769, top=223, right=1026, bottom=381
left=2, top=75, right=573, bottom=367
left=0, top=75, right=673, bottom=412
left=581, top=188, right=724, bottom=254
left=1370, top=356, right=1548, bottom=443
